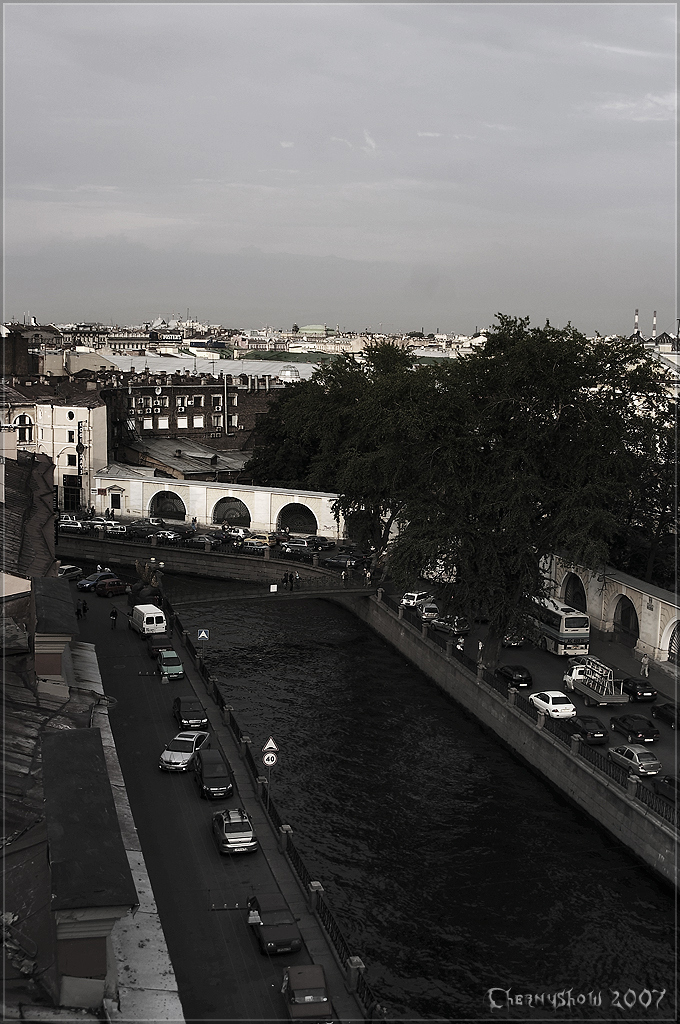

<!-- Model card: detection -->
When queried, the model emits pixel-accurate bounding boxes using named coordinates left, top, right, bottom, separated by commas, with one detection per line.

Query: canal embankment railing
left=333, top=590, right=678, bottom=890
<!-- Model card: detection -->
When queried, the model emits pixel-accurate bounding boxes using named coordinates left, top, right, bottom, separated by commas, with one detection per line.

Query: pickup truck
left=562, top=656, right=629, bottom=707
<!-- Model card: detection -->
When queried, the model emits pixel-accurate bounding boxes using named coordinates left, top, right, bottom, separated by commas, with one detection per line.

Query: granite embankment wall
left=332, top=593, right=678, bottom=890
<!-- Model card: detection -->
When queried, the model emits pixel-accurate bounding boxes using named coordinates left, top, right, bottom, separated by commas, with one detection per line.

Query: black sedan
left=652, top=775, right=678, bottom=803
left=494, top=664, right=532, bottom=687
left=247, top=894, right=303, bottom=956
left=650, top=702, right=678, bottom=729
left=620, top=677, right=658, bottom=702
left=320, top=552, right=367, bottom=570
left=609, top=714, right=660, bottom=743
left=184, top=533, right=221, bottom=549
left=172, top=696, right=209, bottom=730
left=561, top=715, right=609, bottom=745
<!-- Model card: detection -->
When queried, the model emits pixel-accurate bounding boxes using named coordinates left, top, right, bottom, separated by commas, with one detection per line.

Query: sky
left=4, top=2, right=677, bottom=336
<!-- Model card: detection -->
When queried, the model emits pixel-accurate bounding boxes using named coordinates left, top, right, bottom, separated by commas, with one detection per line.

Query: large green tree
left=247, top=317, right=672, bottom=665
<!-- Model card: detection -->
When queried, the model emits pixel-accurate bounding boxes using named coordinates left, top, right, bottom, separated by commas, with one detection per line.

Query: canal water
left=163, top=575, right=676, bottom=1021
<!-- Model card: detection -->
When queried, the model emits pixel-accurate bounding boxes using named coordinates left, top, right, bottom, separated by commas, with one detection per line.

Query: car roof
left=541, top=690, right=571, bottom=697
left=286, top=964, right=327, bottom=988
left=251, top=892, right=289, bottom=911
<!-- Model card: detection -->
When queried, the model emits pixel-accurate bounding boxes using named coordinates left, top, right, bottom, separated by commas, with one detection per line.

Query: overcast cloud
left=4, top=3, right=676, bottom=335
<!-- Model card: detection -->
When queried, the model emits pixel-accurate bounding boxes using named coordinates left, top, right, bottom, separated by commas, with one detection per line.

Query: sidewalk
left=589, top=635, right=677, bottom=702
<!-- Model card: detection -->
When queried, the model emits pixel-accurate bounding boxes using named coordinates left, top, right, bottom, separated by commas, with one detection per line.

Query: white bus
left=529, top=597, right=590, bottom=656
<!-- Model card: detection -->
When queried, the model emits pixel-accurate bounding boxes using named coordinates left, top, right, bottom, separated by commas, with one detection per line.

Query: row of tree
left=246, top=316, right=675, bottom=660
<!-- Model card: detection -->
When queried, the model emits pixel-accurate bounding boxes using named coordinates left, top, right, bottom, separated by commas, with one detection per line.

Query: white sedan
left=528, top=690, right=577, bottom=719
left=159, top=731, right=210, bottom=771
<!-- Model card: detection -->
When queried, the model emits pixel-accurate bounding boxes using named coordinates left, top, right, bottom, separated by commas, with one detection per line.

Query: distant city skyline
left=5, top=3, right=677, bottom=336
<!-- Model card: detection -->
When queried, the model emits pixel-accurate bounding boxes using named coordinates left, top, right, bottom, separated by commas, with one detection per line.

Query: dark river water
left=163, top=575, right=676, bottom=1021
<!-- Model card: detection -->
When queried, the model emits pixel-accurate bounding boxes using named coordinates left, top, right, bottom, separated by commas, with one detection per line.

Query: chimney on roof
left=175, top=449, right=182, bottom=457
left=652, top=311, right=657, bottom=339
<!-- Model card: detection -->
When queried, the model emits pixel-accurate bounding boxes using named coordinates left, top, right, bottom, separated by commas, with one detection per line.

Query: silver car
left=608, top=744, right=662, bottom=776
left=159, top=730, right=210, bottom=771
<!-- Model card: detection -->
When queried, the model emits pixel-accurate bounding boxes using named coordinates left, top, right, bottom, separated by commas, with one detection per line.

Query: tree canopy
left=246, top=316, right=674, bottom=660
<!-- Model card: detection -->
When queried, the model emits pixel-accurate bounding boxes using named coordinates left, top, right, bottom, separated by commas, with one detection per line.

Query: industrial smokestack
left=634, top=309, right=639, bottom=334
left=652, top=311, right=657, bottom=339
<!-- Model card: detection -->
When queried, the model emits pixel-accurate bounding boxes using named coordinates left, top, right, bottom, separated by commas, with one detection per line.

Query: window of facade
left=111, top=494, right=121, bottom=509
left=230, top=394, right=238, bottom=406
left=68, top=430, right=75, bottom=442
left=143, top=417, right=153, bottom=430
left=211, top=414, right=223, bottom=428
left=141, top=396, right=152, bottom=407
left=14, top=415, right=33, bottom=442
left=128, top=398, right=135, bottom=410
left=160, top=396, right=169, bottom=408
left=192, top=415, right=204, bottom=428
left=67, top=454, right=77, bottom=466
left=158, top=417, right=169, bottom=429
left=211, top=395, right=222, bottom=407
left=176, top=396, right=187, bottom=408
left=177, top=416, right=188, bottom=429
left=68, top=411, right=75, bottom=420
left=192, top=395, right=204, bottom=407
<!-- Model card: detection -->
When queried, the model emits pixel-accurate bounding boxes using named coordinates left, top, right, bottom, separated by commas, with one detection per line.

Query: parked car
left=225, top=527, right=250, bottom=540
left=501, top=633, right=525, bottom=648
left=652, top=774, right=678, bottom=803
left=609, top=714, right=660, bottom=743
left=400, top=591, right=432, bottom=608
left=184, top=534, right=221, bottom=549
left=155, top=530, right=183, bottom=544
left=650, top=702, right=678, bottom=729
left=281, top=964, right=336, bottom=1023
left=305, top=535, right=335, bottom=550
left=58, top=520, right=85, bottom=532
left=147, top=633, right=174, bottom=659
left=95, top=577, right=127, bottom=598
left=89, top=517, right=113, bottom=531
left=281, top=538, right=316, bottom=553
left=243, top=538, right=269, bottom=551
left=106, top=523, right=127, bottom=535
left=607, top=744, right=662, bottom=776
left=418, top=601, right=440, bottom=622
left=281, top=548, right=314, bottom=564
left=58, top=565, right=83, bottom=581
left=157, top=649, right=185, bottom=680
left=172, top=696, right=208, bottom=730
left=620, top=678, right=658, bottom=702
left=76, top=571, right=117, bottom=591
left=194, top=748, right=235, bottom=799
left=320, top=552, right=366, bottom=570
left=494, top=664, right=533, bottom=687
left=249, top=532, right=277, bottom=547
left=528, top=690, right=577, bottom=719
left=212, top=807, right=258, bottom=854
left=247, top=894, right=303, bottom=955
left=159, top=730, right=210, bottom=771
left=561, top=715, right=609, bottom=745
left=430, top=614, right=470, bottom=636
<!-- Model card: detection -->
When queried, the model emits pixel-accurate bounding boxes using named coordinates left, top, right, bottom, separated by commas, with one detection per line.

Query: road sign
left=262, top=737, right=278, bottom=752
left=197, top=629, right=210, bottom=641
left=262, top=751, right=277, bottom=767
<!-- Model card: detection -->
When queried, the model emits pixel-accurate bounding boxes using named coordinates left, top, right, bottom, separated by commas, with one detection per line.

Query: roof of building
left=34, top=577, right=80, bottom=636
left=2, top=451, right=58, bottom=581
left=0, top=380, right=106, bottom=408
left=42, top=728, right=138, bottom=910
left=118, top=437, right=249, bottom=475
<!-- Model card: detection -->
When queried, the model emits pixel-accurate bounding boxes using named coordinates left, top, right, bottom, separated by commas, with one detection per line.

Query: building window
left=230, top=394, right=238, bottom=406
left=212, top=395, right=222, bottom=408
left=212, top=414, right=223, bottom=428
left=14, top=414, right=33, bottom=442
left=143, top=418, right=153, bottom=430
left=68, top=411, right=75, bottom=420
left=192, top=415, right=204, bottom=428
left=68, top=430, right=75, bottom=442
left=177, top=416, right=188, bottom=429
left=176, top=396, right=187, bottom=408
left=160, top=396, right=169, bottom=408
left=158, top=417, right=169, bottom=429
left=67, top=454, right=77, bottom=466
left=111, top=494, right=121, bottom=509
left=141, top=396, right=152, bottom=408
left=128, top=399, right=135, bottom=410
left=192, top=395, right=204, bottom=407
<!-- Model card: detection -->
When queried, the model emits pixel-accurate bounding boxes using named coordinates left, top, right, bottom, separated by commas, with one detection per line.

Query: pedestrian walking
left=110, top=607, right=118, bottom=629
left=81, top=600, right=88, bottom=619
left=366, top=569, right=372, bottom=587
left=96, top=564, right=102, bottom=571
left=295, top=572, right=301, bottom=589
left=75, top=601, right=82, bottom=620
left=640, top=653, right=649, bottom=678
left=105, top=507, right=110, bottom=519
left=282, top=572, right=289, bottom=588
left=341, top=570, right=347, bottom=587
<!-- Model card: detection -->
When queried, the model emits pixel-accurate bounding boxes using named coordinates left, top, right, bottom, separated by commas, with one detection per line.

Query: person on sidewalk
left=75, top=601, right=82, bottom=620
left=110, top=607, right=118, bottom=629
left=640, top=652, right=650, bottom=678
left=81, top=600, right=88, bottom=619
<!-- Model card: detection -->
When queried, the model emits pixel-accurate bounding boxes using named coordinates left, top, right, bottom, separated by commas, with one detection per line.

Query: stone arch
left=149, top=491, right=187, bottom=521
left=561, top=572, right=587, bottom=613
left=277, top=502, right=318, bottom=535
left=211, top=496, right=251, bottom=527
left=612, top=594, right=640, bottom=648
left=661, top=618, right=680, bottom=664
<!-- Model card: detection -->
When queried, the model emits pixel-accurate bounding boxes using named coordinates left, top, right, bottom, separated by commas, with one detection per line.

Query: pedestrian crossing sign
left=197, top=629, right=210, bottom=641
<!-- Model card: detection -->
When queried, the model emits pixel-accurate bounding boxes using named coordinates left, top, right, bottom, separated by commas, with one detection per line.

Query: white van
left=129, top=603, right=167, bottom=635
